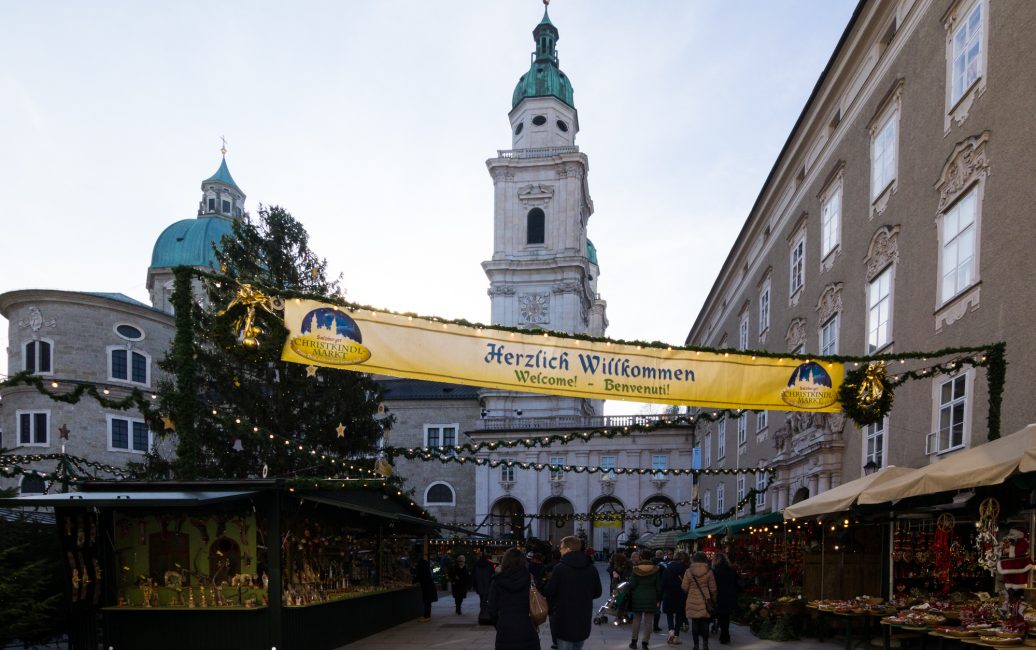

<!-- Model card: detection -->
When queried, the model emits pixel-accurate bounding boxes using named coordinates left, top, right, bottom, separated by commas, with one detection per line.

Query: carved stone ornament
left=550, top=481, right=565, bottom=497
left=600, top=476, right=615, bottom=497
left=18, top=306, right=56, bottom=338
left=815, top=283, right=843, bottom=327
left=487, top=284, right=517, bottom=297
left=785, top=318, right=807, bottom=352
left=551, top=280, right=581, bottom=295
left=865, top=225, right=901, bottom=282
left=517, top=183, right=555, bottom=208
left=519, top=293, right=550, bottom=324
left=490, top=167, right=515, bottom=184
left=500, top=480, right=514, bottom=494
left=936, top=131, right=990, bottom=212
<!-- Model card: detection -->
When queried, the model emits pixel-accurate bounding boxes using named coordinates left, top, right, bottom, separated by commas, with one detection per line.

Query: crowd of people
left=413, top=540, right=739, bottom=650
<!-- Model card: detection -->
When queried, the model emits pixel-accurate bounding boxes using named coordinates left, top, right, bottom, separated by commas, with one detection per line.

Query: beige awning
left=783, top=466, right=915, bottom=520
left=858, top=423, right=1036, bottom=505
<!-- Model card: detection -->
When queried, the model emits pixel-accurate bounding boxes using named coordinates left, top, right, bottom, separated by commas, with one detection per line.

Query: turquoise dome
left=512, top=7, right=575, bottom=109
left=150, top=215, right=235, bottom=269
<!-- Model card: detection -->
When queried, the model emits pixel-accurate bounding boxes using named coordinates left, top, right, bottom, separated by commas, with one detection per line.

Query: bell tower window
left=208, top=197, right=216, bottom=211
left=527, top=208, right=545, bottom=245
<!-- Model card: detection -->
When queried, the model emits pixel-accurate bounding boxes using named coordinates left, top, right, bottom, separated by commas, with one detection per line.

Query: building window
left=24, top=340, right=53, bottom=375
left=939, top=188, right=978, bottom=303
left=424, top=482, right=456, bottom=506
left=424, top=424, right=458, bottom=452
left=549, top=455, right=565, bottom=481
left=109, top=347, right=149, bottom=385
left=871, top=109, right=899, bottom=201
left=108, top=416, right=150, bottom=453
left=17, top=411, right=49, bottom=447
left=865, top=417, right=886, bottom=467
left=737, top=475, right=745, bottom=504
left=757, top=410, right=768, bottom=432
left=114, top=323, right=145, bottom=341
left=738, top=313, right=749, bottom=349
left=207, top=197, right=216, bottom=212
left=600, top=455, right=616, bottom=474
left=759, top=282, right=771, bottom=335
left=867, top=267, right=893, bottom=353
left=652, top=454, right=668, bottom=479
left=703, top=490, right=711, bottom=513
left=737, top=417, right=747, bottom=447
left=527, top=208, right=545, bottom=245
left=820, top=315, right=839, bottom=356
left=790, top=233, right=806, bottom=295
left=221, top=199, right=231, bottom=214
left=755, top=472, right=767, bottom=507
left=950, top=2, right=984, bottom=106
left=20, top=474, right=46, bottom=495
left=716, top=484, right=725, bottom=513
left=500, top=458, right=515, bottom=483
left=717, top=420, right=726, bottom=460
left=703, top=433, right=712, bottom=468
left=820, top=183, right=842, bottom=258
left=929, top=374, right=969, bottom=454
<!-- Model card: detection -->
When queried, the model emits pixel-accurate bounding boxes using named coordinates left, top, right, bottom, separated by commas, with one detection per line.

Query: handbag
left=529, top=583, right=549, bottom=626
left=691, top=572, right=716, bottom=618
left=478, top=600, right=493, bottom=626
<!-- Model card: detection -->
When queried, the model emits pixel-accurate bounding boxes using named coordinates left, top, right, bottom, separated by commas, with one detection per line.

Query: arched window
left=108, top=346, right=150, bottom=385
left=527, top=208, right=545, bottom=245
left=425, top=482, right=456, bottom=507
left=20, top=474, right=45, bottom=494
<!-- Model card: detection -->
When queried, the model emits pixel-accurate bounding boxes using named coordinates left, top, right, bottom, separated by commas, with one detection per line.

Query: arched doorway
left=539, top=497, right=574, bottom=546
left=489, top=497, right=526, bottom=540
left=589, top=496, right=624, bottom=557
left=792, top=487, right=810, bottom=504
left=641, top=495, right=679, bottom=536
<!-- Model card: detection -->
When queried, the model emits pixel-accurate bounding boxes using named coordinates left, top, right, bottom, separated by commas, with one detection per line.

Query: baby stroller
left=594, top=580, right=631, bottom=626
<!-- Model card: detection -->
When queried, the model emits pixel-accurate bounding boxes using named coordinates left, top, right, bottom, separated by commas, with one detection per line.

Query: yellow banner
left=280, top=300, right=844, bottom=412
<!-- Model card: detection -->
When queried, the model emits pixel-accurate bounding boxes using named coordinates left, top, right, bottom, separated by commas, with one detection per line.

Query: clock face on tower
left=519, top=293, right=550, bottom=325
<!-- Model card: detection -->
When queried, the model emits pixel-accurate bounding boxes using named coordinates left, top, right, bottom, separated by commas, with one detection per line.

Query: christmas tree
left=155, top=205, right=389, bottom=480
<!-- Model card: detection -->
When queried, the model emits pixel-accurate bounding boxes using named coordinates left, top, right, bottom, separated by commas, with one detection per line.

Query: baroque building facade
left=687, top=0, right=1036, bottom=516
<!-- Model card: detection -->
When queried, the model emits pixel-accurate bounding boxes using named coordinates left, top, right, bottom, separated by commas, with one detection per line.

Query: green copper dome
left=150, top=216, right=235, bottom=269
left=512, top=7, right=575, bottom=109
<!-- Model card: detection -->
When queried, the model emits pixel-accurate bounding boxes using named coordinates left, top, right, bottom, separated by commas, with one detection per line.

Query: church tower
left=482, top=5, right=608, bottom=419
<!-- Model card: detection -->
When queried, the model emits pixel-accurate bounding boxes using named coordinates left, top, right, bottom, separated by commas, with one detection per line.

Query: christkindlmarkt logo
left=289, top=307, right=371, bottom=365
left=780, top=361, right=838, bottom=409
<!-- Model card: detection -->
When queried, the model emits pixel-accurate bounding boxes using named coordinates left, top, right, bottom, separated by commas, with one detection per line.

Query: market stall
left=1, top=479, right=447, bottom=650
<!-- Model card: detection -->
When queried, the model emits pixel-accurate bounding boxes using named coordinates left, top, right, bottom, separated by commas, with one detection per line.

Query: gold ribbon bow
left=857, top=360, right=887, bottom=407
left=218, top=284, right=283, bottom=348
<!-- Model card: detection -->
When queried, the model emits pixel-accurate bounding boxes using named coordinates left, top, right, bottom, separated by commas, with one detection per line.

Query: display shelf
left=102, top=605, right=267, bottom=612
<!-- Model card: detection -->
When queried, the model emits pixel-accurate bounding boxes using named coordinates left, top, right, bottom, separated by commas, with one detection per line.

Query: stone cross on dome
left=220, top=135, right=228, bottom=157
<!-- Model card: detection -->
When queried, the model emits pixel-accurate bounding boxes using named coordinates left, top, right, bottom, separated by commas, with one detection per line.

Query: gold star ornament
left=305, top=365, right=318, bottom=377
left=336, top=423, right=346, bottom=438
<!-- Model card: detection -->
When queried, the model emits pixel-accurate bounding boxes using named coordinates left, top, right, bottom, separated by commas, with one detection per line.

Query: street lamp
left=863, top=460, right=880, bottom=476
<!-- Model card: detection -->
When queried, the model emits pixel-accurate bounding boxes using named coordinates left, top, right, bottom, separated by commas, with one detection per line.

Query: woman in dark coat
left=415, top=551, right=438, bottom=622
left=449, top=555, right=472, bottom=614
left=711, top=552, right=739, bottom=644
left=488, top=547, right=541, bottom=650
left=627, top=554, right=662, bottom=649
left=661, top=551, right=689, bottom=644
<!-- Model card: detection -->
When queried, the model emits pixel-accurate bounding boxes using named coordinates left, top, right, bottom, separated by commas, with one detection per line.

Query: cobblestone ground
left=339, top=564, right=848, bottom=650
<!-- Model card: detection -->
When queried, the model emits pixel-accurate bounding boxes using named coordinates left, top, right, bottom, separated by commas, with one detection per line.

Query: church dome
left=150, top=216, right=235, bottom=269
left=149, top=155, right=245, bottom=270
left=512, top=7, right=575, bottom=109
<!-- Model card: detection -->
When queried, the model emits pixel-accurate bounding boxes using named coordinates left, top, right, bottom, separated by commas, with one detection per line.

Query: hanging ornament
left=58, top=424, right=71, bottom=440
left=839, top=360, right=894, bottom=426
left=217, top=284, right=282, bottom=348
left=375, top=457, right=393, bottom=477
left=305, top=365, right=318, bottom=378
left=336, top=423, right=346, bottom=438
left=262, top=463, right=269, bottom=478
left=975, top=497, right=1001, bottom=575
left=232, top=437, right=244, bottom=452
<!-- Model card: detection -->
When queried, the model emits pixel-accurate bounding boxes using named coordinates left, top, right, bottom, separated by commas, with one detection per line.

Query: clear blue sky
left=0, top=0, right=857, bottom=404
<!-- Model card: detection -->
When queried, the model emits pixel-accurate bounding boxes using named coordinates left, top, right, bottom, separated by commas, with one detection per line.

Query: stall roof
left=858, top=423, right=1036, bottom=505
left=783, top=465, right=916, bottom=519
left=676, top=511, right=782, bottom=542
left=0, top=490, right=257, bottom=508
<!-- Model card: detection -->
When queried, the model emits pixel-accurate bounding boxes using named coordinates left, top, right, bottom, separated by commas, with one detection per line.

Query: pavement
left=338, top=564, right=849, bottom=650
